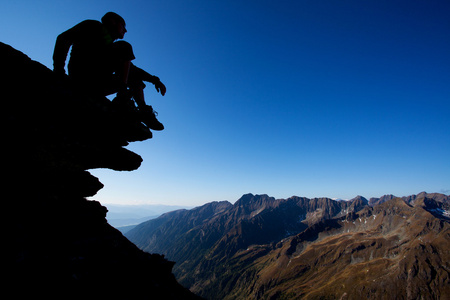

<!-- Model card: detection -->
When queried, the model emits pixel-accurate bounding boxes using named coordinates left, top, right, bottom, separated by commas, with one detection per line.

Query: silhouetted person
left=53, top=12, right=166, bottom=130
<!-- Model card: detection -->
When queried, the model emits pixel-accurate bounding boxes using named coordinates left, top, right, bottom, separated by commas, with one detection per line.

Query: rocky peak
left=232, top=193, right=276, bottom=219
left=348, top=195, right=369, bottom=210
left=234, top=193, right=274, bottom=207
left=369, top=194, right=396, bottom=206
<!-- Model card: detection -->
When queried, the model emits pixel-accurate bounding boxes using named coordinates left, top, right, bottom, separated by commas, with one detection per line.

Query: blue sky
left=2, top=0, right=449, bottom=206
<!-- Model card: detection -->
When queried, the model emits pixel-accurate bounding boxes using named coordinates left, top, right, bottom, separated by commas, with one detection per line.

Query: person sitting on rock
left=52, top=12, right=166, bottom=131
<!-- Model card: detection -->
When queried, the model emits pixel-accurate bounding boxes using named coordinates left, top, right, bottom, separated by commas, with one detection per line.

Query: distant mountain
left=126, top=192, right=450, bottom=299
left=105, top=204, right=192, bottom=227
left=115, top=224, right=139, bottom=234
left=369, top=191, right=450, bottom=207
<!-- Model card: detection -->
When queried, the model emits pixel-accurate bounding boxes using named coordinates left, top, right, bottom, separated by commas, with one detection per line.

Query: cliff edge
left=3, top=42, right=201, bottom=299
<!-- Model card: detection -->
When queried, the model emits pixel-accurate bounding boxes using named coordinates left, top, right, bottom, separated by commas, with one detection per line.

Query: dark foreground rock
left=2, top=42, right=201, bottom=299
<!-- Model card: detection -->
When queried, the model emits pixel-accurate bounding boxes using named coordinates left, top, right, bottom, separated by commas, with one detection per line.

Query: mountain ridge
left=126, top=192, right=450, bottom=299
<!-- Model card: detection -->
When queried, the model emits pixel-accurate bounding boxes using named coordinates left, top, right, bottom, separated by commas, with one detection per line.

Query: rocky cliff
left=3, top=42, right=201, bottom=299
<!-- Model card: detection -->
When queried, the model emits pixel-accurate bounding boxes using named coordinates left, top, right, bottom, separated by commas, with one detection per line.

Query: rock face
left=127, top=193, right=450, bottom=299
left=3, top=42, right=201, bottom=299
left=256, top=197, right=450, bottom=299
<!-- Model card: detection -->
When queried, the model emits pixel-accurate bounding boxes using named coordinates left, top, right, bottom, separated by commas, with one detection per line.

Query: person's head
left=101, top=12, right=127, bottom=40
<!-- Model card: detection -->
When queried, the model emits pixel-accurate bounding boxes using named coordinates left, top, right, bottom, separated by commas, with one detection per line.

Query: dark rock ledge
left=2, top=42, right=201, bottom=299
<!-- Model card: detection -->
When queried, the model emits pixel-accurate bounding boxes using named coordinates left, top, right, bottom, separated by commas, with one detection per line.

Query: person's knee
left=129, top=80, right=146, bottom=93
left=112, top=41, right=135, bottom=61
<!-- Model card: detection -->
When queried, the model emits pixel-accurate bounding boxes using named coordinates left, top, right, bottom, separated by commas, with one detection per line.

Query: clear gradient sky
left=2, top=0, right=449, bottom=206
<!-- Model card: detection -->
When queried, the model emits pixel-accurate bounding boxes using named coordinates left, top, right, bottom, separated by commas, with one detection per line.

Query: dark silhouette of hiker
left=53, top=12, right=166, bottom=130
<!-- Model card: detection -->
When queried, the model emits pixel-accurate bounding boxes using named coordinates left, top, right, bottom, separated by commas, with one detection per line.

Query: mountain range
left=126, top=192, right=450, bottom=299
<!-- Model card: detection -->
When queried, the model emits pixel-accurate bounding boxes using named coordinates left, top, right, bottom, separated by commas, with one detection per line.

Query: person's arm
left=131, top=64, right=166, bottom=96
left=52, top=32, right=73, bottom=75
left=52, top=21, right=86, bottom=75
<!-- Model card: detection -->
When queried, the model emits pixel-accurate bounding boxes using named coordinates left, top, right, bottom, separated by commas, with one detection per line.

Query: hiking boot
left=139, top=105, right=164, bottom=131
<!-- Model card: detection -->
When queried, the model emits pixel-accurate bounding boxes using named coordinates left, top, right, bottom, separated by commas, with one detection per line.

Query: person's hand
left=155, top=80, right=166, bottom=96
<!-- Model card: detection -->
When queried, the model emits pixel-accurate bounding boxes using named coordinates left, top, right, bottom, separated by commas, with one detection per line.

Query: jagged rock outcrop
left=3, top=42, right=201, bottom=299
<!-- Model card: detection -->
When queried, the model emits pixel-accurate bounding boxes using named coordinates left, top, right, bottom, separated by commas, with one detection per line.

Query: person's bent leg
left=129, top=79, right=164, bottom=131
